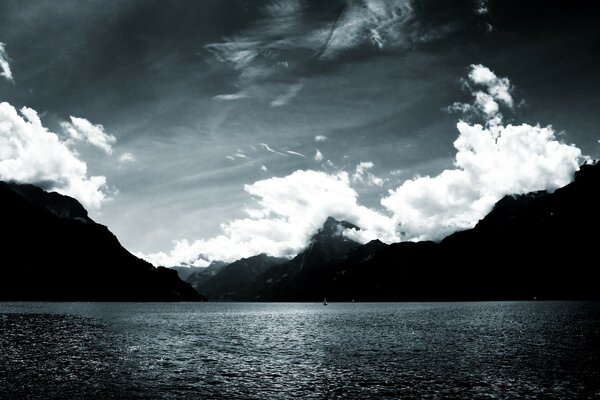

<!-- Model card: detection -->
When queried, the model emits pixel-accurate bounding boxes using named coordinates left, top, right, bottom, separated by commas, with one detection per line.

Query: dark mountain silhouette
left=173, top=260, right=229, bottom=281
left=179, top=217, right=362, bottom=301
left=184, top=162, right=600, bottom=301
left=188, top=254, right=286, bottom=301
left=320, top=162, right=600, bottom=301
left=248, top=217, right=361, bottom=301
left=183, top=260, right=229, bottom=289
left=0, top=181, right=206, bottom=301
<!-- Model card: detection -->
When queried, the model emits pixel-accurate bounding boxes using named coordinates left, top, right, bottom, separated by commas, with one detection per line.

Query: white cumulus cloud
left=381, top=64, right=583, bottom=241
left=141, top=63, right=585, bottom=267
left=448, top=64, right=514, bottom=122
left=61, top=116, right=116, bottom=155
left=353, top=161, right=385, bottom=187
left=0, top=102, right=109, bottom=209
left=469, top=64, right=513, bottom=108
left=0, top=42, right=13, bottom=82
left=142, top=170, right=398, bottom=266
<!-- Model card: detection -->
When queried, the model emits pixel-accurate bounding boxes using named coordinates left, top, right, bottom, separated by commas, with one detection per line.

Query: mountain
left=181, top=218, right=361, bottom=301
left=193, top=162, right=600, bottom=301
left=188, top=254, right=286, bottom=301
left=180, top=260, right=229, bottom=288
left=0, top=181, right=206, bottom=301
left=316, top=162, right=600, bottom=301
left=248, top=217, right=362, bottom=301
left=172, top=260, right=229, bottom=281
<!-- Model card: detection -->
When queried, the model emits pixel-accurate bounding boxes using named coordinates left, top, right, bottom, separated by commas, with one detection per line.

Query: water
left=1, top=302, right=599, bottom=399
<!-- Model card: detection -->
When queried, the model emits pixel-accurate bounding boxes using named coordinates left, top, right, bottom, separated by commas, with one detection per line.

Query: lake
left=1, top=302, right=599, bottom=399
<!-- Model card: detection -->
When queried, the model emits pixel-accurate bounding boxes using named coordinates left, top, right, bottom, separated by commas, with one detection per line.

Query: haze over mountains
left=179, top=162, right=600, bottom=301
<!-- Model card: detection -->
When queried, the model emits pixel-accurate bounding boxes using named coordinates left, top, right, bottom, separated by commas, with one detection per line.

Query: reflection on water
left=1, top=302, right=600, bottom=399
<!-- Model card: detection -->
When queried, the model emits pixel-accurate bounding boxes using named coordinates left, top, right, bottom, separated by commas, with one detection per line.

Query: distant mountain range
left=3, top=162, right=598, bottom=302
left=0, top=181, right=205, bottom=301
left=179, top=162, right=600, bottom=301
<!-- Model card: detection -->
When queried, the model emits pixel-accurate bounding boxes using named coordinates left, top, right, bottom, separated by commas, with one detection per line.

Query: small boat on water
left=323, top=298, right=328, bottom=305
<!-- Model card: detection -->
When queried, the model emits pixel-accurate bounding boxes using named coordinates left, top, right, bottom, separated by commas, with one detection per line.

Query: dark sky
left=1, top=0, right=599, bottom=265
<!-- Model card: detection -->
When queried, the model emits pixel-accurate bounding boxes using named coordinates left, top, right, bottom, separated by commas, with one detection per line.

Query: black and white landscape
left=1, top=1, right=600, bottom=399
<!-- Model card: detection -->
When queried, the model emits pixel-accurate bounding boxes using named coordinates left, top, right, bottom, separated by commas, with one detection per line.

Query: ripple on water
left=1, top=302, right=600, bottom=399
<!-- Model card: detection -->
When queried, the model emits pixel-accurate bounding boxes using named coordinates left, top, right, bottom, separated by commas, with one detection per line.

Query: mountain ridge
left=0, top=181, right=206, bottom=301
left=179, top=162, right=600, bottom=301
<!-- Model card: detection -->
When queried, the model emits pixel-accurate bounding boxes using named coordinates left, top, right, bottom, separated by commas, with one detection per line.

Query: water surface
left=1, top=302, right=599, bottom=399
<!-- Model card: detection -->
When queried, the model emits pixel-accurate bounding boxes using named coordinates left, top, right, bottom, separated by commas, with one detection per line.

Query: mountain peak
left=317, top=217, right=359, bottom=239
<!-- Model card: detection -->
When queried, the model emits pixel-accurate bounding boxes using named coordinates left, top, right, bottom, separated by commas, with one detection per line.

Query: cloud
left=353, top=161, right=385, bottom=187
left=286, top=150, right=306, bottom=158
left=476, top=0, right=489, bottom=15
left=270, top=83, right=303, bottom=107
left=142, top=63, right=584, bottom=267
left=60, top=116, right=116, bottom=154
left=316, top=0, right=415, bottom=59
left=314, top=149, right=323, bottom=161
left=0, top=42, right=13, bottom=82
left=206, top=0, right=434, bottom=105
left=315, top=135, right=328, bottom=142
left=213, top=92, right=250, bottom=101
left=118, top=152, right=136, bottom=163
left=142, top=170, right=398, bottom=266
left=469, top=64, right=513, bottom=108
left=0, top=102, right=109, bottom=209
left=260, top=143, right=289, bottom=157
left=447, top=64, right=514, bottom=124
left=261, top=165, right=268, bottom=172
left=382, top=65, right=583, bottom=241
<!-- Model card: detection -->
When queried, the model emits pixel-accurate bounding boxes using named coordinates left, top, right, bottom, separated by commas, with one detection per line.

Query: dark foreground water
left=1, top=302, right=600, bottom=399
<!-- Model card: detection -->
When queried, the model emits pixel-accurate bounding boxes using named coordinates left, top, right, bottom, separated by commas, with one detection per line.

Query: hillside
left=0, top=182, right=206, bottom=301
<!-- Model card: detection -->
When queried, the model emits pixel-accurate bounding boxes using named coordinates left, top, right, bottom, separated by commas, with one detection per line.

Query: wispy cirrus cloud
left=270, top=83, right=304, bottom=107
left=260, top=143, right=289, bottom=157
left=119, top=152, right=135, bottom=163
left=207, top=0, right=438, bottom=105
left=0, top=42, right=13, bottom=82
left=213, top=92, right=250, bottom=101
left=286, top=150, right=306, bottom=158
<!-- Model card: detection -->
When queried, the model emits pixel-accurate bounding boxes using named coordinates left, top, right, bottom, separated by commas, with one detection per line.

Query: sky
left=0, top=0, right=599, bottom=267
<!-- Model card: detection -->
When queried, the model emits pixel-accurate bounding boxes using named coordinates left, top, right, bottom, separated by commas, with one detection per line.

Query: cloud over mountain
left=142, top=64, right=585, bottom=266
left=0, top=102, right=109, bottom=209
left=143, top=169, right=398, bottom=266
left=381, top=65, right=583, bottom=240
